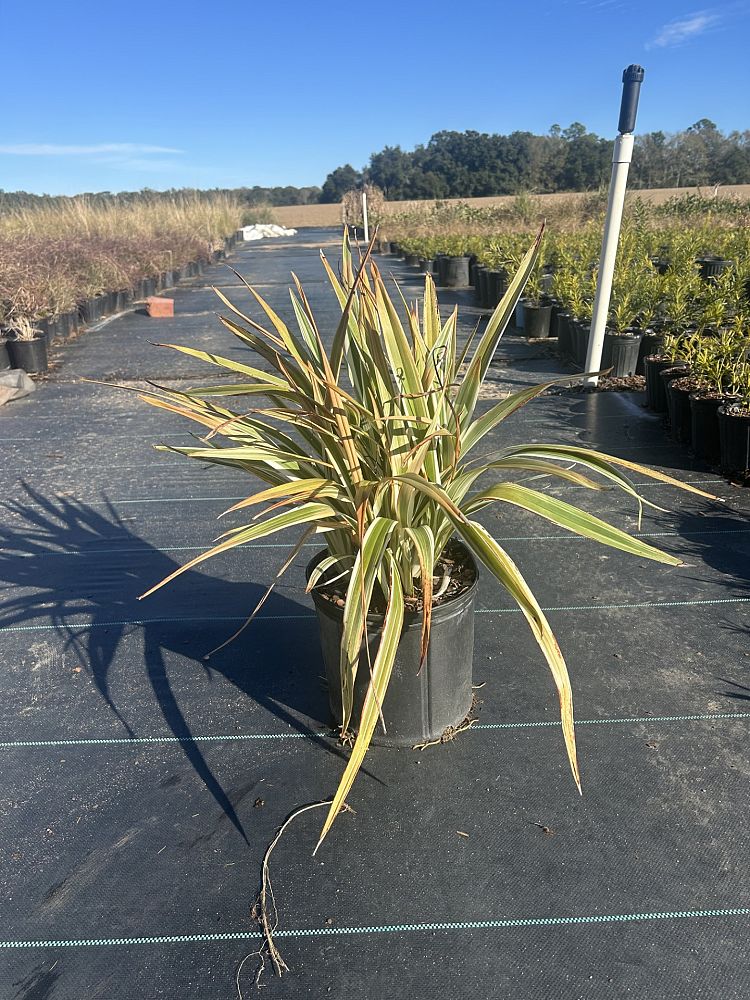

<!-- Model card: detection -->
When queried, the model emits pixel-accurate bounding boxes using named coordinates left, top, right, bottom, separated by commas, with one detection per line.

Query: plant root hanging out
left=237, top=799, right=354, bottom=994
left=411, top=695, right=481, bottom=751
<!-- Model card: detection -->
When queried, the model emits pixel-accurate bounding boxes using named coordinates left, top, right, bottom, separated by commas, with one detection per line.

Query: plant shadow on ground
left=0, top=485, right=359, bottom=843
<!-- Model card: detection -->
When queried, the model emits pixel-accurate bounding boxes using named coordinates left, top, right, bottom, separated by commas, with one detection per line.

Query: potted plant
left=517, top=250, right=552, bottom=339
left=6, top=317, right=49, bottom=374
left=128, top=230, right=715, bottom=860
left=690, top=327, right=746, bottom=462
left=602, top=290, right=642, bottom=377
left=716, top=337, right=750, bottom=476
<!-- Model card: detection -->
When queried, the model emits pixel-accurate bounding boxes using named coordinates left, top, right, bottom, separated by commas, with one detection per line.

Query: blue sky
left=2, top=0, right=749, bottom=195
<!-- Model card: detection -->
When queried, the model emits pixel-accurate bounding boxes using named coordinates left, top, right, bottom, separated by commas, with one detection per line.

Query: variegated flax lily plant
left=134, top=229, right=714, bottom=850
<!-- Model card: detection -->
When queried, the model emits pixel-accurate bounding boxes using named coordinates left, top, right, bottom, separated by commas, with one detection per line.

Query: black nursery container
left=572, top=322, right=590, bottom=369
left=476, top=268, right=490, bottom=308
left=644, top=356, right=679, bottom=411
left=658, top=365, right=690, bottom=421
left=556, top=312, right=572, bottom=359
left=79, top=296, right=104, bottom=324
left=0, top=337, right=10, bottom=370
left=690, top=393, right=725, bottom=463
left=697, top=256, right=732, bottom=281
left=8, top=337, right=48, bottom=374
left=718, top=407, right=750, bottom=476
left=443, top=256, right=471, bottom=288
left=307, top=543, right=477, bottom=747
left=523, top=302, right=552, bottom=339
left=433, top=255, right=447, bottom=285
left=666, top=378, right=694, bottom=445
left=636, top=331, right=664, bottom=375
left=601, top=331, right=642, bottom=377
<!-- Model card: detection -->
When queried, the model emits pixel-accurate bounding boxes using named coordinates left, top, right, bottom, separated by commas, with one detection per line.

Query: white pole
left=362, top=191, right=369, bottom=243
left=582, top=132, right=634, bottom=387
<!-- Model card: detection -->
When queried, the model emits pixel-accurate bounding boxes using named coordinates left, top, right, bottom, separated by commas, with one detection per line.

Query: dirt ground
left=273, top=184, right=750, bottom=229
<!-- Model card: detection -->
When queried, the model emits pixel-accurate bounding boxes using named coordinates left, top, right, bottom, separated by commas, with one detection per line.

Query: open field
left=273, top=184, right=750, bottom=229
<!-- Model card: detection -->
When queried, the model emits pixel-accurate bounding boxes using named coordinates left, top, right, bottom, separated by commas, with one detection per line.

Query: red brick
left=146, top=296, right=174, bottom=317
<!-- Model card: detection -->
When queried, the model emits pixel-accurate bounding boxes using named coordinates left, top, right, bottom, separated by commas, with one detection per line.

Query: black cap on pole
left=618, top=64, right=645, bottom=134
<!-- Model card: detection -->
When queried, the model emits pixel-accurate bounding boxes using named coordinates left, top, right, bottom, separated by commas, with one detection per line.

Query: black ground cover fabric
left=1, top=231, right=748, bottom=999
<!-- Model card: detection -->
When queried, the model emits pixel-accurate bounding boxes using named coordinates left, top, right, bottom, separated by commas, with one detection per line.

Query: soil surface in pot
left=551, top=374, right=645, bottom=394
left=671, top=376, right=706, bottom=394
left=315, top=538, right=477, bottom=614
left=691, top=389, right=725, bottom=403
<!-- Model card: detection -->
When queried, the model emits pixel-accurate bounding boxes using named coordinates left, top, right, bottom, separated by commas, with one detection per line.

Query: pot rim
left=718, top=405, right=750, bottom=420
left=306, top=539, right=479, bottom=628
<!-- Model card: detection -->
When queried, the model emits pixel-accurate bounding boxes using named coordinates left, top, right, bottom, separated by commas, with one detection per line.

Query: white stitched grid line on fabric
left=15, top=526, right=750, bottom=560
left=1, top=906, right=748, bottom=949
left=1, top=596, right=749, bottom=634
left=0, top=713, right=747, bottom=749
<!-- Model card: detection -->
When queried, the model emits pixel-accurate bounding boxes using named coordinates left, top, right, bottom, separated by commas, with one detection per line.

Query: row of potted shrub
left=0, top=234, right=240, bottom=376
left=642, top=330, right=750, bottom=478
left=383, top=227, right=750, bottom=476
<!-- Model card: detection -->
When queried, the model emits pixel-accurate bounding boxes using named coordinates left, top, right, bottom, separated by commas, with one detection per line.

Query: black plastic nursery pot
left=7, top=336, right=48, bottom=374
left=697, top=256, right=732, bottom=281
left=690, top=392, right=727, bottom=463
left=405, top=253, right=420, bottom=267
left=556, top=312, right=572, bottom=359
left=476, top=267, right=490, bottom=307
left=548, top=301, right=562, bottom=339
left=78, top=296, right=104, bottom=324
left=601, top=331, right=642, bottom=377
left=306, top=543, right=477, bottom=748
left=666, top=377, right=695, bottom=445
left=0, top=338, right=10, bottom=370
left=718, top=406, right=750, bottom=476
left=53, top=311, right=77, bottom=339
left=636, top=331, right=664, bottom=375
left=494, top=268, right=508, bottom=298
left=644, top=356, right=678, bottom=412
left=487, top=269, right=507, bottom=308
left=658, top=366, right=690, bottom=423
left=571, top=321, right=590, bottom=369
left=443, top=256, right=471, bottom=288
left=420, top=258, right=434, bottom=274
left=523, top=302, right=552, bottom=339
left=115, top=289, right=133, bottom=312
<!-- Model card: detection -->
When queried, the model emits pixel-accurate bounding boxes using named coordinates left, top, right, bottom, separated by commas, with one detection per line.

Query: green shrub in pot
left=131, top=230, right=714, bottom=849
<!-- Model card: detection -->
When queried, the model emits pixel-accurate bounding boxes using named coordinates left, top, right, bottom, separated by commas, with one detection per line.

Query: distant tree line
left=2, top=121, right=748, bottom=210
left=320, top=121, right=750, bottom=202
left=0, top=185, right=322, bottom=212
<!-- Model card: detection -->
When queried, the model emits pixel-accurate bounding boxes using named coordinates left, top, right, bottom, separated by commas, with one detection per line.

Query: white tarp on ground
left=237, top=224, right=297, bottom=242
left=0, top=369, right=36, bottom=406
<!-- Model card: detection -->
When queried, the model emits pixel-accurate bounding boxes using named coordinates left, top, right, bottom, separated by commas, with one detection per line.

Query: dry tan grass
left=273, top=184, right=750, bottom=230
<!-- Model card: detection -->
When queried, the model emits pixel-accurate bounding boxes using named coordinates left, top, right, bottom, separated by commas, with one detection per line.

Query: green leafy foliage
left=135, top=231, right=715, bottom=846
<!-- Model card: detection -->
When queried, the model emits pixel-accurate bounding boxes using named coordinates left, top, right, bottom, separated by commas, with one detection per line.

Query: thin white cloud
left=92, top=156, right=181, bottom=172
left=0, top=143, right=183, bottom=156
left=647, top=10, right=721, bottom=48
